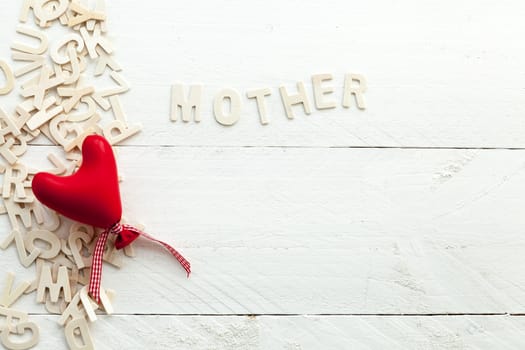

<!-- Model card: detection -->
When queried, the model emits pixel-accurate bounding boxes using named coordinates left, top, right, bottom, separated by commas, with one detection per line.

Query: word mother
left=170, top=73, right=366, bottom=126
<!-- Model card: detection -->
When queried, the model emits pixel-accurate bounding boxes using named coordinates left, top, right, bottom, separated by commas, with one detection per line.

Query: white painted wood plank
left=29, top=315, right=525, bottom=350
left=2, top=9, right=525, bottom=350
left=3, top=146, right=525, bottom=314
left=1, top=1, right=525, bottom=148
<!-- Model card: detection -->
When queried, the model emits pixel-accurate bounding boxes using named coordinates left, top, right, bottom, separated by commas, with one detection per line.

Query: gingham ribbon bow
left=89, top=223, right=191, bottom=303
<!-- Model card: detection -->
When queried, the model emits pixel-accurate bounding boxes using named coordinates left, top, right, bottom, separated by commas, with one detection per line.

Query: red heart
left=32, top=135, right=122, bottom=229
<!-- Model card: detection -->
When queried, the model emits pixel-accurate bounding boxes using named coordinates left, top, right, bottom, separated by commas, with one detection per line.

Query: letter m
left=170, top=84, right=203, bottom=122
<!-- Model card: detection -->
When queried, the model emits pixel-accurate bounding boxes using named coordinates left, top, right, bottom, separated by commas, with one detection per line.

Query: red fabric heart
left=32, top=135, right=190, bottom=303
left=32, top=135, right=122, bottom=229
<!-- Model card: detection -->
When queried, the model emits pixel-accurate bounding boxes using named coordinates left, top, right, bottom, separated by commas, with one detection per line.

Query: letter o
left=0, top=60, right=15, bottom=95
left=213, top=88, right=242, bottom=126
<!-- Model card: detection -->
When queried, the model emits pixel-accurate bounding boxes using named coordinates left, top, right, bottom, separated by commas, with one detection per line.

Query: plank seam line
left=26, top=313, right=525, bottom=317
left=26, top=144, right=525, bottom=151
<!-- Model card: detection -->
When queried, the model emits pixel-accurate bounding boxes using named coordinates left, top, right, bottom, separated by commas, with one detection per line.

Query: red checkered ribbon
left=88, top=223, right=191, bottom=303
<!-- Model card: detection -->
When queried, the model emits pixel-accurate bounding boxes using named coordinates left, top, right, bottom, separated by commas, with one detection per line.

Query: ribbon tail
left=88, top=223, right=191, bottom=305
left=88, top=228, right=111, bottom=303
left=122, top=224, right=191, bottom=277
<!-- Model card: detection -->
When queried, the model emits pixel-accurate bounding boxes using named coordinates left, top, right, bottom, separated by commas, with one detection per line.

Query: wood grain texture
left=1, top=0, right=525, bottom=348
left=30, top=315, right=525, bottom=350
left=96, top=0, right=525, bottom=148
left=1, top=1, right=524, bottom=148
left=3, top=146, right=525, bottom=315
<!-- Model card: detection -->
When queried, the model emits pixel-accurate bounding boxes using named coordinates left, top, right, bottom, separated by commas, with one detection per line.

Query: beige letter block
left=53, top=46, right=85, bottom=85
left=103, top=96, right=142, bottom=145
left=0, top=230, right=41, bottom=268
left=25, top=97, right=64, bottom=131
left=0, top=133, right=30, bottom=165
left=19, top=0, right=34, bottom=23
left=24, top=259, right=45, bottom=295
left=68, top=1, right=106, bottom=27
left=21, top=66, right=64, bottom=110
left=2, top=163, right=31, bottom=202
left=312, top=73, right=336, bottom=110
left=80, top=24, right=112, bottom=59
left=68, top=230, right=92, bottom=269
left=0, top=321, right=39, bottom=350
left=0, top=60, right=15, bottom=95
left=279, top=82, right=311, bottom=119
left=94, top=47, right=121, bottom=76
left=33, top=0, right=68, bottom=27
left=36, top=265, right=71, bottom=303
left=343, top=73, right=367, bottom=109
left=214, top=88, right=242, bottom=126
left=25, top=230, right=60, bottom=260
left=0, top=273, right=30, bottom=308
left=170, top=84, right=203, bottom=123
left=65, top=318, right=94, bottom=350
left=0, top=108, right=21, bottom=143
left=50, top=33, right=84, bottom=65
left=246, top=88, right=271, bottom=125
left=102, top=120, right=141, bottom=146
left=11, top=26, right=48, bottom=55
left=58, top=287, right=97, bottom=326
left=11, top=51, right=45, bottom=78
left=0, top=306, right=28, bottom=333
left=58, top=86, right=95, bottom=113
left=4, top=197, right=59, bottom=231
left=91, top=72, right=129, bottom=110
left=66, top=96, right=97, bottom=123
left=79, top=286, right=113, bottom=322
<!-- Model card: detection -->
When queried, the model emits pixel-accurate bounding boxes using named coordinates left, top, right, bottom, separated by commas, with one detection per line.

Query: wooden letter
left=343, top=73, right=367, bottom=109
left=36, top=265, right=71, bottom=303
left=64, top=318, right=94, bottom=350
left=0, top=273, right=30, bottom=308
left=0, top=108, right=21, bottom=143
left=68, top=1, right=106, bottom=27
left=33, top=0, right=69, bottom=27
left=68, top=231, right=92, bottom=269
left=25, top=230, right=60, bottom=260
left=79, top=286, right=112, bottom=322
left=19, top=0, right=34, bottom=23
left=11, top=26, right=48, bottom=55
left=21, top=66, right=64, bottom=111
left=0, top=60, right=15, bottom=95
left=91, top=71, right=129, bottom=110
left=312, top=73, right=336, bottom=110
left=58, top=287, right=98, bottom=326
left=0, top=321, right=39, bottom=350
left=213, top=88, right=242, bottom=126
left=102, top=96, right=141, bottom=144
left=80, top=24, right=112, bottom=59
left=102, top=120, right=141, bottom=145
left=11, top=51, right=45, bottom=78
left=0, top=306, right=28, bottom=333
left=0, top=230, right=41, bottom=268
left=246, top=88, right=271, bottom=125
left=94, top=47, right=121, bottom=76
left=2, top=163, right=30, bottom=202
left=4, top=197, right=59, bottom=231
left=58, top=86, right=94, bottom=113
left=50, top=33, right=84, bottom=65
left=170, top=84, right=203, bottom=123
left=279, top=82, right=311, bottom=119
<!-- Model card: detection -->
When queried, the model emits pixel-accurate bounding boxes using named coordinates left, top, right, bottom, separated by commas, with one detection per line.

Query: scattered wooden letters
left=0, top=1, right=139, bottom=349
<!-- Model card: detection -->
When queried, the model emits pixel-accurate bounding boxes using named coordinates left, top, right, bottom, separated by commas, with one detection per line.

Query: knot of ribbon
left=88, top=223, right=191, bottom=303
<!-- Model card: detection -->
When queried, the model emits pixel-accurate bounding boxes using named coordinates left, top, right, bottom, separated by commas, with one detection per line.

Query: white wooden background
left=2, top=0, right=525, bottom=349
